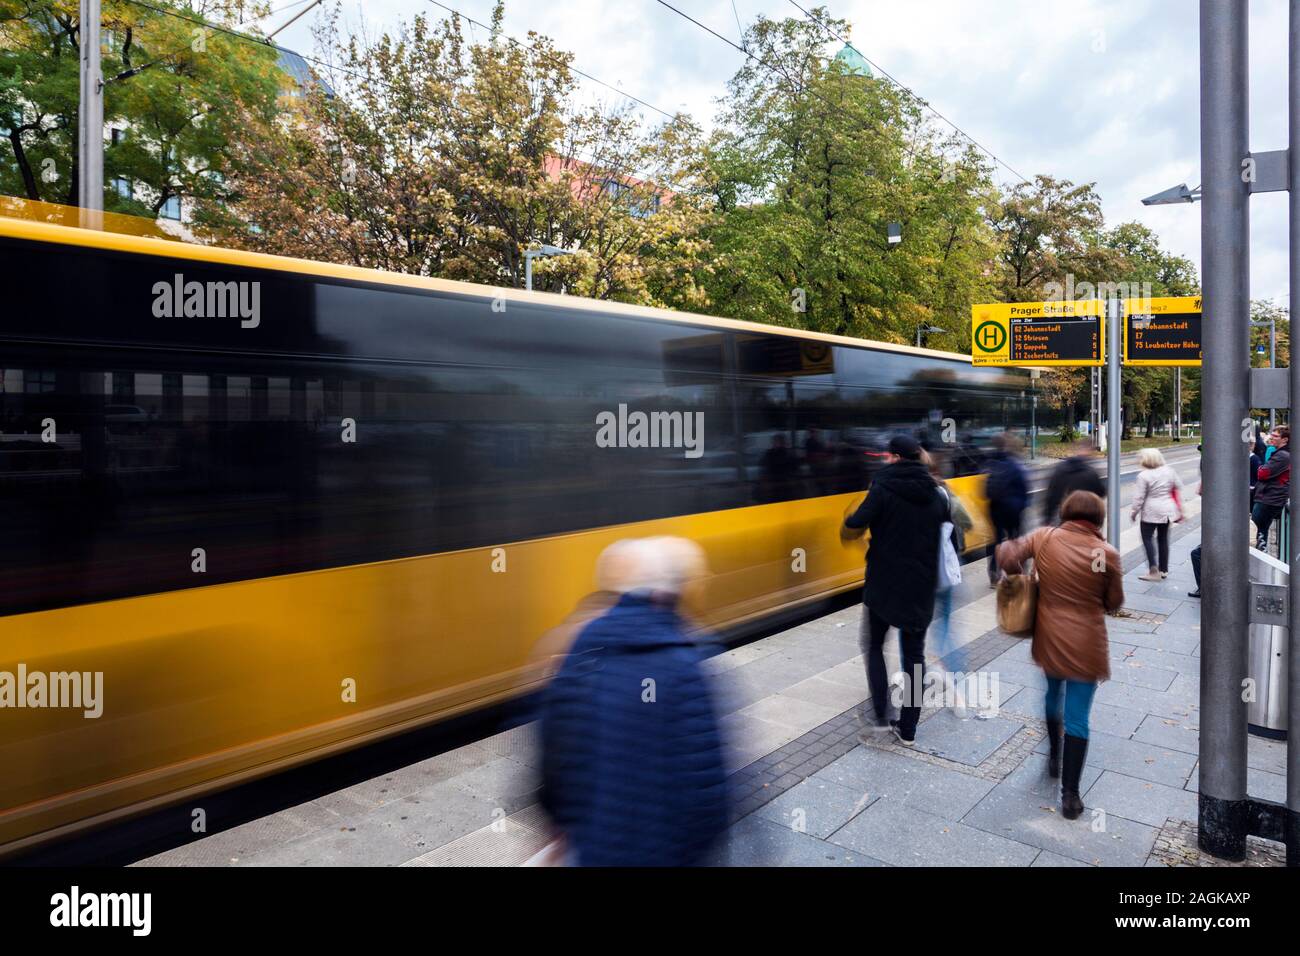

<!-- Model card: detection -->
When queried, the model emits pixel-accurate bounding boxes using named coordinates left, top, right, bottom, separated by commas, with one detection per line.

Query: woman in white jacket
left=1130, top=448, right=1184, bottom=582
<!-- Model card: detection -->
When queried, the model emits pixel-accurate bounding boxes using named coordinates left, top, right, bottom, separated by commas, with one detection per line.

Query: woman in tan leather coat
left=996, top=491, right=1124, bottom=820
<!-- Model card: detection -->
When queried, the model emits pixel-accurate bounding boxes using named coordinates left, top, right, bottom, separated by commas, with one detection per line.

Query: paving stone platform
left=135, top=449, right=1288, bottom=867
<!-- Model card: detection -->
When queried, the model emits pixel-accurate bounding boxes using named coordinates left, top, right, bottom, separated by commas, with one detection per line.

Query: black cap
left=887, top=435, right=922, bottom=460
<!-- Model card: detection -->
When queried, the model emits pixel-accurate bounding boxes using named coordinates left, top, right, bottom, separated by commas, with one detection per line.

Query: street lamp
left=1141, top=183, right=1202, bottom=205
left=1141, top=182, right=1203, bottom=441
left=523, top=244, right=577, bottom=291
left=915, top=324, right=943, bottom=348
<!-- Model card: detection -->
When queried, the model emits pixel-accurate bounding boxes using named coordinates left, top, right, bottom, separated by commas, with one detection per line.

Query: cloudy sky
left=269, top=0, right=1292, bottom=304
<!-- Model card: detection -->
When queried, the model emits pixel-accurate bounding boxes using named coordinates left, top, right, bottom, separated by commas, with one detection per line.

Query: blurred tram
left=0, top=211, right=1032, bottom=855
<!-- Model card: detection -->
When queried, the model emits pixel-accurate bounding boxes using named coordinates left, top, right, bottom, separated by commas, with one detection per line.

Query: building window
left=160, top=195, right=182, bottom=220
left=602, top=179, right=631, bottom=201
left=601, top=179, right=659, bottom=218
left=113, top=176, right=133, bottom=200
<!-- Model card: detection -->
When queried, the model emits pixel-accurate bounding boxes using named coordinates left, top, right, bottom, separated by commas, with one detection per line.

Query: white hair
left=595, top=536, right=707, bottom=595
left=1138, top=448, right=1166, bottom=469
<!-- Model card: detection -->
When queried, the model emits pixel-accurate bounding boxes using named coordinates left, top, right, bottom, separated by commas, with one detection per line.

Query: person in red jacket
left=1253, top=426, right=1290, bottom=552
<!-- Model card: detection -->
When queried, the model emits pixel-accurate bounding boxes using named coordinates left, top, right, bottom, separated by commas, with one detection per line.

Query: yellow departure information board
left=1123, top=296, right=1202, bottom=366
left=971, top=300, right=1105, bottom=367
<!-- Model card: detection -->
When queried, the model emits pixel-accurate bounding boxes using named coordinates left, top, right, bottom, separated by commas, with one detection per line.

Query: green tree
left=199, top=2, right=713, bottom=308
left=988, top=174, right=1121, bottom=429
left=701, top=10, right=998, bottom=346
left=0, top=0, right=283, bottom=216
left=1101, top=222, right=1199, bottom=439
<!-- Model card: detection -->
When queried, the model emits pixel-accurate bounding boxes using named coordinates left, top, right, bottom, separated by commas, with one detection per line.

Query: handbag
left=996, top=573, right=1037, bottom=637
left=996, top=527, right=1055, bottom=637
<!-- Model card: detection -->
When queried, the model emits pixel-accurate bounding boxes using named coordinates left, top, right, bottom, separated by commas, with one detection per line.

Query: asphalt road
left=1023, top=443, right=1203, bottom=528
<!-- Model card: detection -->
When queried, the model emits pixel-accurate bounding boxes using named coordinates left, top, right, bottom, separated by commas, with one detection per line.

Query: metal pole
left=1199, top=0, right=1251, bottom=861
left=525, top=253, right=533, bottom=292
left=1270, top=317, right=1277, bottom=428
left=1175, top=367, right=1182, bottom=440
left=77, top=0, right=103, bottom=229
left=1031, top=375, right=1037, bottom=459
left=1106, top=297, right=1121, bottom=550
left=1286, top=0, right=1300, bottom=868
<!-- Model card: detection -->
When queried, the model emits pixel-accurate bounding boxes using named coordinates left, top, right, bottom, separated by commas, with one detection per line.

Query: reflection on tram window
left=0, top=241, right=1031, bottom=616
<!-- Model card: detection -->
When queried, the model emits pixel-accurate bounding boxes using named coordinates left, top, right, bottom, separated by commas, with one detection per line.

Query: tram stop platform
left=133, top=488, right=1288, bottom=868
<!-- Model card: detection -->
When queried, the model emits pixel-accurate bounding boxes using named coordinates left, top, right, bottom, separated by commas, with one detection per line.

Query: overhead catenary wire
left=424, top=0, right=679, bottom=122
left=783, top=0, right=1031, bottom=186
left=650, top=0, right=920, bottom=164
left=651, top=0, right=1030, bottom=191
left=115, top=0, right=656, bottom=182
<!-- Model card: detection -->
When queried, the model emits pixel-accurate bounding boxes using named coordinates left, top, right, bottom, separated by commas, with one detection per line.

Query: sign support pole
left=1106, top=297, right=1121, bottom=550
left=1286, top=0, right=1300, bottom=867
left=1199, top=0, right=1251, bottom=861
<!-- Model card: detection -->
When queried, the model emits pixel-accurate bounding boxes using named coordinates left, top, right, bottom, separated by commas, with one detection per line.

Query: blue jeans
left=931, top=587, right=962, bottom=672
left=1044, top=676, right=1097, bottom=739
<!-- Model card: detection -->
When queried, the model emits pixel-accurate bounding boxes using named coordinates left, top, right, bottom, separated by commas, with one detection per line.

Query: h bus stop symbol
left=975, top=320, right=1006, bottom=353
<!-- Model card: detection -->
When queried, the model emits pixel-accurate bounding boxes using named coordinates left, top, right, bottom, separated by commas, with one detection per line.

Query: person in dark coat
left=842, top=434, right=948, bottom=745
left=538, top=537, right=727, bottom=866
left=982, top=433, right=1030, bottom=585
left=1253, top=426, right=1290, bottom=552
left=1042, top=439, right=1106, bottom=526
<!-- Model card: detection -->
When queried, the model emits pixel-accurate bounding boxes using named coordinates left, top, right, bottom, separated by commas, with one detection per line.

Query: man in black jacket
left=1042, top=439, right=1106, bottom=527
left=843, top=435, right=947, bottom=745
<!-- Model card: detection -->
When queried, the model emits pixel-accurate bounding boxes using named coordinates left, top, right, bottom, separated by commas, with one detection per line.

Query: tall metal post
left=1270, top=319, right=1277, bottom=428
left=77, top=0, right=103, bottom=229
left=1106, top=296, right=1121, bottom=550
left=1030, top=372, right=1038, bottom=459
left=1199, top=0, right=1251, bottom=861
left=1175, top=368, right=1182, bottom=440
left=1286, top=0, right=1300, bottom=867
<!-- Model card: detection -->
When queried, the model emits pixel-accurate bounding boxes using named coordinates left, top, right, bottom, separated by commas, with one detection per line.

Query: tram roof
left=0, top=205, right=984, bottom=367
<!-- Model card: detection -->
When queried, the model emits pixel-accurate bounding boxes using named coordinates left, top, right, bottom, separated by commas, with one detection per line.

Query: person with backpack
left=924, top=450, right=975, bottom=715
left=842, top=435, right=948, bottom=746
left=1042, top=438, right=1106, bottom=526
left=982, top=433, right=1030, bottom=586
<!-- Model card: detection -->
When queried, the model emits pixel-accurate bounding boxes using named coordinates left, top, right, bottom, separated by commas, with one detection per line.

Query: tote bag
left=937, top=520, right=962, bottom=588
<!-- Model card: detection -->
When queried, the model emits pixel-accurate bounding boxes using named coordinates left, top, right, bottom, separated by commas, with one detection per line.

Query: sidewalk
left=705, top=496, right=1287, bottom=868
left=133, top=482, right=1287, bottom=867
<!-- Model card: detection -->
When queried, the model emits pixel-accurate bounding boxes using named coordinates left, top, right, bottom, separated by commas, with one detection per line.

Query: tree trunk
left=8, top=128, right=41, bottom=200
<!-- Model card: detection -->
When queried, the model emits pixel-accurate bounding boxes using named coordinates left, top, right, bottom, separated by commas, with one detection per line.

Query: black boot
left=1045, top=719, right=1063, bottom=779
left=1061, top=734, right=1088, bottom=820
